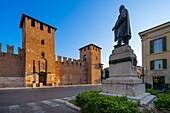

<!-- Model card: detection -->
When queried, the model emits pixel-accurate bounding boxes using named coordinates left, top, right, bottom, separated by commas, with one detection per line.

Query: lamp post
left=141, top=66, right=146, bottom=83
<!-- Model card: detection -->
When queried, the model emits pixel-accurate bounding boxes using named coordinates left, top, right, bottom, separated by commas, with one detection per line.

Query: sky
left=0, top=0, right=170, bottom=68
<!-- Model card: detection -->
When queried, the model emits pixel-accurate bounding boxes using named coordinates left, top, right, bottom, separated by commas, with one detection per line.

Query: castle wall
left=0, top=44, right=25, bottom=87
left=56, top=56, right=86, bottom=85
left=0, top=44, right=24, bottom=77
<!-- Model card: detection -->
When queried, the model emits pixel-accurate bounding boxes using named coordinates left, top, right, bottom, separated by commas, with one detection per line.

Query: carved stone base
left=102, top=77, right=145, bottom=96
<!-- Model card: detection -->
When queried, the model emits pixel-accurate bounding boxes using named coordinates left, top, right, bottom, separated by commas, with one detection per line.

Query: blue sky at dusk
left=0, top=0, right=170, bottom=68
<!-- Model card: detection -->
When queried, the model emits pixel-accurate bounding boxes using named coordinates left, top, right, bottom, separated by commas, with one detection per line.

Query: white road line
left=9, top=105, right=21, bottom=113
left=26, top=102, right=44, bottom=113
left=41, top=100, right=60, bottom=107
left=53, top=99, right=66, bottom=103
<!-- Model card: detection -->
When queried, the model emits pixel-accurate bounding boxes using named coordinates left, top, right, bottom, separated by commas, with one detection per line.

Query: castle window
left=84, top=48, right=86, bottom=51
left=96, top=56, right=98, bottom=60
left=48, top=27, right=51, bottom=33
left=41, top=52, right=45, bottom=57
left=40, top=23, right=43, bottom=30
left=83, top=55, right=87, bottom=61
left=41, top=39, right=45, bottom=45
left=42, top=63, right=45, bottom=70
left=31, top=19, right=35, bottom=27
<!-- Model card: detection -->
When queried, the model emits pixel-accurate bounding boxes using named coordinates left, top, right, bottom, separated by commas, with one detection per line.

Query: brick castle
left=0, top=14, right=102, bottom=87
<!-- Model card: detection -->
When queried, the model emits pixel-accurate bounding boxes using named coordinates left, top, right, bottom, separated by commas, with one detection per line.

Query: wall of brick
left=56, top=56, right=86, bottom=85
left=0, top=44, right=24, bottom=77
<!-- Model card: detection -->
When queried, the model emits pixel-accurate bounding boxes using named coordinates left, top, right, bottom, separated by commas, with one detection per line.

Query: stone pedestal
left=101, top=45, right=155, bottom=105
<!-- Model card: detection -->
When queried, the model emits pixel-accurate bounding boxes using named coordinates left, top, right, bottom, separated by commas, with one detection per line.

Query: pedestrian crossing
left=0, top=96, right=78, bottom=113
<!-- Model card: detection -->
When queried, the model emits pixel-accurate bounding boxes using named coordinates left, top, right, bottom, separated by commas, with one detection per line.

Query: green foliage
left=163, top=84, right=170, bottom=93
left=145, top=83, right=152, bottom=89
left=75, top=90, right=141, bottom=113
left=68, top=99, right=76, bottom=105
left=104, top=67, right=110, bottom=79
left=146, top=88, right=158, bottom=95
left=154, top=93, right=170, bottom=112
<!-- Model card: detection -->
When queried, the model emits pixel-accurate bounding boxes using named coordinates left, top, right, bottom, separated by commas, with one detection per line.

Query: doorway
left=39, top=72, right=47, bottom=85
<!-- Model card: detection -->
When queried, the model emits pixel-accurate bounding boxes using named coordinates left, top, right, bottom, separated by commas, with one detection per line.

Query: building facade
left=0, top=14, right=102, bottom=87
left=139, top=21, right=170, bottom=90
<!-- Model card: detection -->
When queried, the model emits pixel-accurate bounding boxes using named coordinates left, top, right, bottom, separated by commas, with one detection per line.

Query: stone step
left=136, top=92, right=151, bottom=100
left=127, top=92, right=150, bottom=101
left=140, top=95, right=156, bottom=106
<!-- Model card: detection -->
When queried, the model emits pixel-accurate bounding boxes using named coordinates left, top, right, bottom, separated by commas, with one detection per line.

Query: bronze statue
left=112, top=5, right=131, bottom=47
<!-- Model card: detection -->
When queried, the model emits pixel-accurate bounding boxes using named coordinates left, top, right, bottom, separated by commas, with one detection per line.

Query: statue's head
left=119, top=5, right=125, bottom=13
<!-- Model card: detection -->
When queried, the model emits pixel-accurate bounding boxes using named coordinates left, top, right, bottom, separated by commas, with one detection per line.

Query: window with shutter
left=151, top=37, right=166, bottom=54
left=150, top=61, right=154, bottom=70
left=162, top=37, right=167, bottom=52
left=150, top=40, right=154, bottom=54
left=163, top=59, right=167, bottom=69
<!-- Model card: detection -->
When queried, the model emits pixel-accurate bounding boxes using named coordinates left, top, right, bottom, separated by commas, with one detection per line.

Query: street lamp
left=141, top=66, right=146, bottom=83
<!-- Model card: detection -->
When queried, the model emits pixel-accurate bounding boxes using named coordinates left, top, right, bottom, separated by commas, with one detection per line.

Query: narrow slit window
left=41, top=52, right=45, bottom=57
left=41, top=39, right=45, bottom=45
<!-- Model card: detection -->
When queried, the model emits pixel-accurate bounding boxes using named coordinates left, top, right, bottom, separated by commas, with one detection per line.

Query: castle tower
left=19, top=14, right=57, bottom=86
left=79, top=44, right=102, bottom=84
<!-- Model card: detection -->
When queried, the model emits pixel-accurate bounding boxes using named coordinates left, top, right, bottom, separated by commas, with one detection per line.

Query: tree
left=104, top=67, right=109, bottom=79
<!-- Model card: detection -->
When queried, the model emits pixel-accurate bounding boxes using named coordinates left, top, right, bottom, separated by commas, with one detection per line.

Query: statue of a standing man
left=112, top=5, right=131, bottom=47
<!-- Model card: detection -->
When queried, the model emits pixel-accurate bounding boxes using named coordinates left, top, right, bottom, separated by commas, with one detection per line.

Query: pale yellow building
left=139, top=21, right=170, bottom=90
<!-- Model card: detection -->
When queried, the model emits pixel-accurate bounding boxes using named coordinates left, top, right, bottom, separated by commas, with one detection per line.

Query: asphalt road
left=0, top=85, right=101, bottom=113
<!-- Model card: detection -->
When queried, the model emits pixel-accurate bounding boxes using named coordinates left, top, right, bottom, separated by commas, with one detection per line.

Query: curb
left=0, top=84, right=101, bottom=90
left=66, top=101, right=81, bottom=111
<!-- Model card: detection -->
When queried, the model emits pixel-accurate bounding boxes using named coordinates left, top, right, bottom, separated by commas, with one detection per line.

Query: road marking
left=53, top=99, right=66, bottom=103
left=9, top=105, right=21, bottom=113
left=26, top=102, right=44, bottom=113
left=41, top=100, right=60, bottom=107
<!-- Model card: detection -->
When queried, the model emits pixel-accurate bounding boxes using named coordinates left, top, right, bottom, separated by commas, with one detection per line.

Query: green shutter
left=150, top=40, right=154, bottom=54
left=163, top=59, right=167, bottom=69
left=162, top=37, right=167, bottom=52
left=150, top=61, right=154, bottom=70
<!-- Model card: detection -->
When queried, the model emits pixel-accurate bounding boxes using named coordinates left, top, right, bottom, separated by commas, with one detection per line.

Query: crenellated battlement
left=7, top=44, right=14, bottom=54
left=20, top=14, right=57, bottom=34
left=57, top=55, right=84, bottom=66
left=0, top=43, right=23, bottom=56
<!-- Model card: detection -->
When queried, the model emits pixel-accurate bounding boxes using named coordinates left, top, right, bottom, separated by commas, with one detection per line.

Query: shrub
left=145, top=83, right=152, bottom=89
left=154, top=93, right=170, bottom=112
left=163, top=84, right=170, bottom=93
left=75, top=90, right=141, bottom=113
left=146, top=88, right=158, bottom=95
